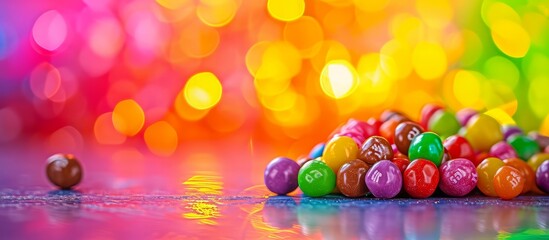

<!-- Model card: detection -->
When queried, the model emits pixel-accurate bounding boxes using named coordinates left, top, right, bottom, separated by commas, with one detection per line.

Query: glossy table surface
left=1, top=140, right=549, bottom=239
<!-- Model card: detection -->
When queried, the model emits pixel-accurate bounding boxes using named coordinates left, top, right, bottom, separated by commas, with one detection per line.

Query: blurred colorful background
left=1, top=0, right=549, bottom=168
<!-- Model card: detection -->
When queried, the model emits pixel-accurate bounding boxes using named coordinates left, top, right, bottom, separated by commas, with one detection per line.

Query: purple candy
left=456, top=108, right=478, bottom=126
left=536, top=160, right=549, bottom=193
left=365, top=160, right=402, bottom=198
left=529, top=131, right=549, bottom=149
left=264, top=157, right=300, bottom=195
left=502, top=125, right=523, bottom=141
left=489, top=141, right=518, bottom=160
left=439, top=158, right=478, bottom=197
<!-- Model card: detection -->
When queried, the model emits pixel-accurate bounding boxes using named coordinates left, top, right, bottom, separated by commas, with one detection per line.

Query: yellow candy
left=476, top=157, right=505, bottom=197
left=322, top=136, right=359, bottom=174
left=464, top=114, right=503, bottom=152
left=528, top=153, right=549, bottom=171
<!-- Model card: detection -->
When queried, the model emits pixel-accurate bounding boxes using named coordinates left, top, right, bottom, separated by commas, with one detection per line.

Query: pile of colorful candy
left=264, top=104, right=549, bottom=199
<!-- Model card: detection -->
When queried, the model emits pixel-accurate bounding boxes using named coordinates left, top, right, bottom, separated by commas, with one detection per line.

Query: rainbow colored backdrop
left=1, top=0, right=548, bottom=157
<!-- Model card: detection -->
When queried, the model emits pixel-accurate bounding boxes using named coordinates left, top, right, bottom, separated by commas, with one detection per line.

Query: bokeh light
left=94, top=112, right=127, bottom=145
left=0, top=0, right=548, bottom=158
left=412, top=42, right=447, bottom=80
left=320, top=60, right=358, bottom=99
left=32, top=10, right=67, bottom=52
left=267, top=0, right=305, bottom=22
left=184, top=72, right=223, bottom=110
left=144, top=121, right=178, bottom=156
left=112, top=99, right=146, bottom=137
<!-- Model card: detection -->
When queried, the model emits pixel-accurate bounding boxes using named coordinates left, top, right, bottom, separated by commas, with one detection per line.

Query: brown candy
left=337, top=159, right=370, bottom=197
left=46, top=154, right=83, bottom=189
left=394, top=122, right=424, bottom=155
left=359, top=136, right=393, bottom=165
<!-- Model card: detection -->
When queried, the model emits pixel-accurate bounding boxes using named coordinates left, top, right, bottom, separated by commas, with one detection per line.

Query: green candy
left=428, top=111, right=460, bottom=139
left=408, top=132, right=444, bottom=166
left=508, top=135, right=540, bottom=160
left=298, top=160, right=336, bottom=197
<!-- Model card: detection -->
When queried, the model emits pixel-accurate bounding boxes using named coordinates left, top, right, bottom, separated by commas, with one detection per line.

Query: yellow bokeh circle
left=412, top=42, right=447, bottom=80
left=184, top=72, right=223, bottom=110
left=267, top=0, right=305, bottom=22
left=320, top=60, right=359, bottom=99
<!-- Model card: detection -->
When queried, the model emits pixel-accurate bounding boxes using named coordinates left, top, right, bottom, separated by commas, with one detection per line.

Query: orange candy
left=379, top=118, right=401, bottom=144
left=493, top=166, right=524, bottom=200
left=476, top=157, right=504, bottom=197
left=503, top=158, right=535, bottom=194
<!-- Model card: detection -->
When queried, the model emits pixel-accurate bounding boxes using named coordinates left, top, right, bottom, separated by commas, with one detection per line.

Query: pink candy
left=439, top=158, right=478, bottom=197
left=331, top=119, right=378, bottom=147
left=489, top=141, right=518, bottom=160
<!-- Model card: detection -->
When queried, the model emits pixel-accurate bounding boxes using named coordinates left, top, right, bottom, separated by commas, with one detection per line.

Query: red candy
left=443, top=135, right=475, bottom=161
left=367, top=117, right=382, bottom=136
left=391, top=157, right=411, bottom=174
left=474, top=152, right=492, bottom=167
left=420, top=104, right=443, bottom=129
left=403, top=159, right=440, bottom=198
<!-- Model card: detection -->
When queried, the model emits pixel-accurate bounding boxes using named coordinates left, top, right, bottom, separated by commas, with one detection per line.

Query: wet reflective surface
left=1, top=141, right=549, bottom=239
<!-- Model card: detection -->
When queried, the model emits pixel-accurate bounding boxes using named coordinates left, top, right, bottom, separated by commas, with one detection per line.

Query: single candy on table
left=322, top=136, right=359, bottom=174
left=508, top=135, right=540, bottom=160
left=337, top=159, right=370, bottom=198
left=443, top=135, right=475, bottom=161
left=428, top=110, right=461, bottom=139
left=309, top=143, right=325, bottom=159
left=403, top=159, right=440, bottom=198
left=365, top=160, right=402, bottom=198
left=490, top=141, right=518, bottom=160
left=456, top=108, right=478, bottom=126
left=298, top=160, right=336, bottom=197
left=264, top=157, right=300, bottom=195
left=503, top=158, right=536, bottom=194
left=439, top=158, right=478, bottom=197
left=408, top=132, right=444, bottom=166
left=476, top=157, right=505, bottom=197
left=394, top=121, right=424, bottom=155
left=46, top=153, right=83, bottom=189
left=359, top=136, right=393, bottom=165
left=464, top=114, right=503, bottom=152
left=536, top=160, right=549, bottom=193
left=493, top=166, right=524, bottom=200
